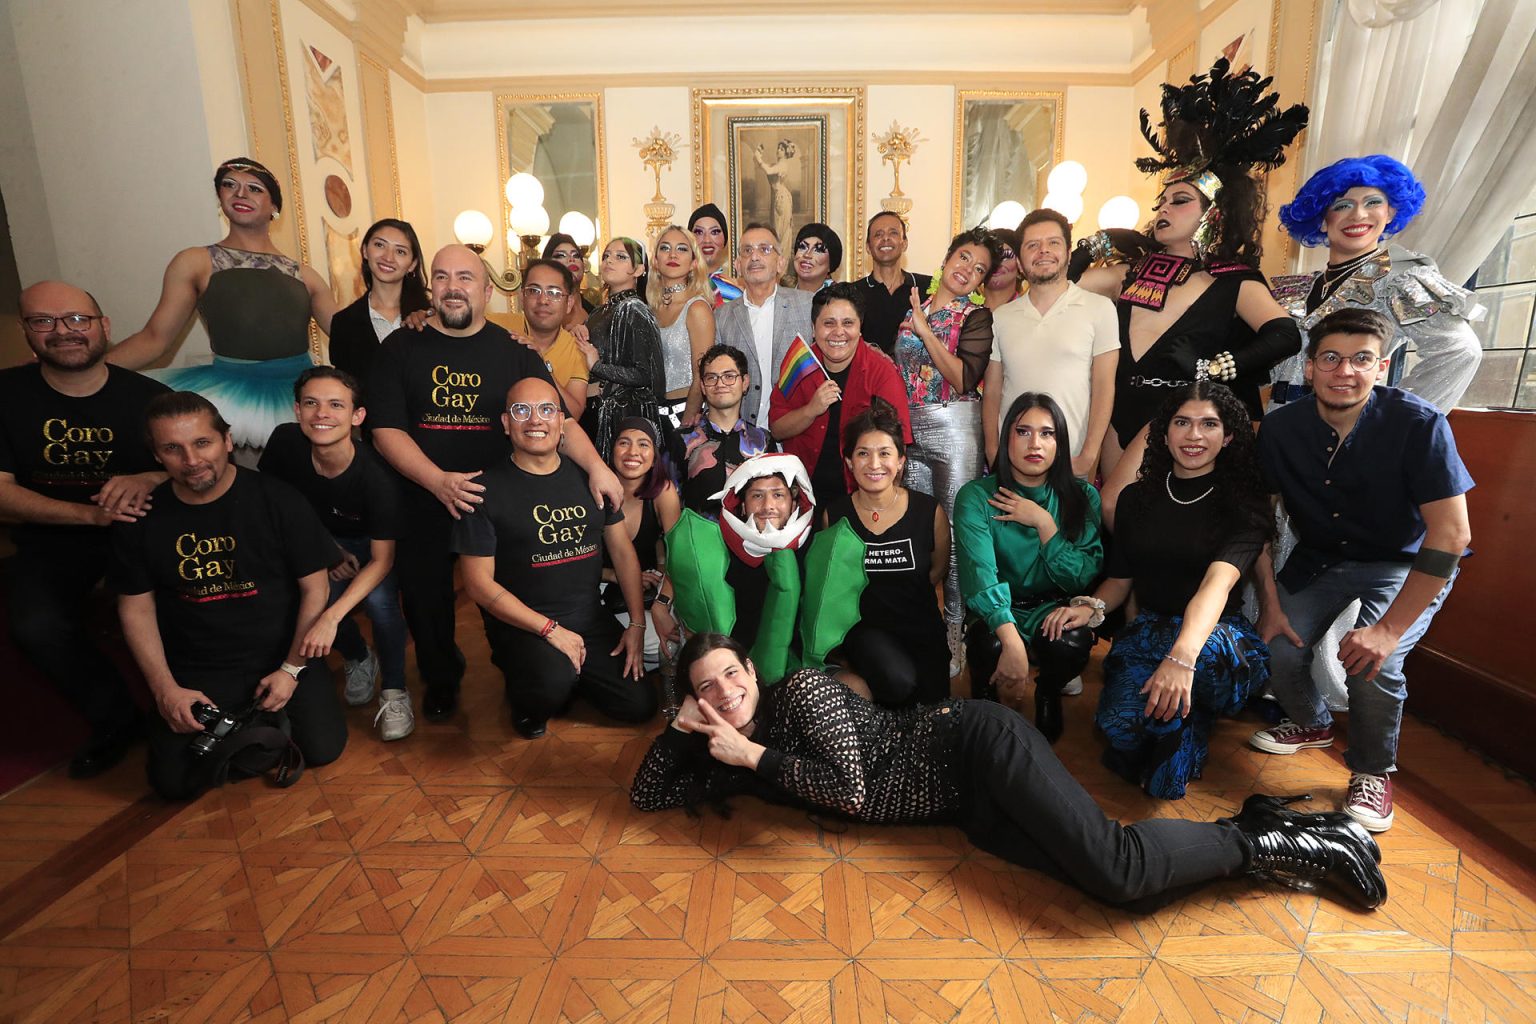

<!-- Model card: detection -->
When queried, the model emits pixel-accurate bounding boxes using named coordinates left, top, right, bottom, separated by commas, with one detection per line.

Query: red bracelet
left=540, top=618, right=558, bottom=639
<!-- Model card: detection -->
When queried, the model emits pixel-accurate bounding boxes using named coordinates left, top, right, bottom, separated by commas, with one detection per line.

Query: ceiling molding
left=420, top=69, right=1132, bottom=94
left=408, top=0, right=1139, bottom=21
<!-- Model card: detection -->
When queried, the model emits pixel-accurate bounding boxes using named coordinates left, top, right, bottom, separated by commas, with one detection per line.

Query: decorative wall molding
left=407, top=0, right=1139, bottom=20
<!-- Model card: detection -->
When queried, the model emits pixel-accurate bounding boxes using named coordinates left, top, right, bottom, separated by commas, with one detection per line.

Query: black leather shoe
left=1233, top=793, right=1387, bottom=910
left=68, top=723, right=138, bottom=779
left=1034, top=681, right=1064, bottom=744
left=422, top=686, right=459, bottom=722
left=512, top=714, right=547, bottom=740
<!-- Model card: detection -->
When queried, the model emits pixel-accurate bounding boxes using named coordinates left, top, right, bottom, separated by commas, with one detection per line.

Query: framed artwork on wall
left=952, top=91, right=1064, bottom=235
left=693, top=88, right=865, bottom=275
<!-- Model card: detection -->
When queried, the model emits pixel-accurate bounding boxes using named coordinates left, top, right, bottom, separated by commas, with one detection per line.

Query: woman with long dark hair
left=601, top=417, right=683, bottom=672
left=1047, top=382, right=1272, bottom=799
left=821, top=399, right=948, bottom=706
left=580, top=237, right=666, bottom=457
left=955, top=392, right=1102, bottom=742
left=632, top=631, right=1387, bottom=913
left=327, top=218, right=430, bottom=384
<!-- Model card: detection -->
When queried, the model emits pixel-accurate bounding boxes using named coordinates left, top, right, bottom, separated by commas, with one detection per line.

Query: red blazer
left=769, top=339, right=914, bottom=490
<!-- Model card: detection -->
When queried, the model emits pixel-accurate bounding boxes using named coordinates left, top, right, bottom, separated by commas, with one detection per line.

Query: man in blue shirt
left=1250, top=308, right=1473, bottom=833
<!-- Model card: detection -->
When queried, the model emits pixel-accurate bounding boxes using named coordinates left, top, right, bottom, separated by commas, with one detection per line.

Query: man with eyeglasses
left=713, top=223, right=813, bottom=428
left=488, top=259, right=590, bottom=419
left=369, top=245, right=623, bottom=722
left=667, top=344, right=778, bottom=518
left=857, top=211, right=931, bottom=355
left=1250, top=307, right=1473, bottom=834
left=451, top=377, right=654, bottom=738
left=0, top=281, right=170, bottom=777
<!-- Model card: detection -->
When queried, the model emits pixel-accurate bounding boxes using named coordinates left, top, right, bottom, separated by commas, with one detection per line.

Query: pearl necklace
left=1165, top=471, right=1214, bottom=505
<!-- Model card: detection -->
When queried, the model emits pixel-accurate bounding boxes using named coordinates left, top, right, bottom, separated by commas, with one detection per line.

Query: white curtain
left=1297, top=0, right=1536, bottom=281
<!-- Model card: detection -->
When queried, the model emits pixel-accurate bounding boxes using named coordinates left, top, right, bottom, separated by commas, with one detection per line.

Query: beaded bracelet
left=1163, top=652, right=1197, bottom=671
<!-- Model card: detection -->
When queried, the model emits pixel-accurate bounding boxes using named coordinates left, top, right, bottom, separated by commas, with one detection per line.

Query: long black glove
left=1231, top=316, right=1302, bottom=378
left=1066, top=229, right=1157, bottom=282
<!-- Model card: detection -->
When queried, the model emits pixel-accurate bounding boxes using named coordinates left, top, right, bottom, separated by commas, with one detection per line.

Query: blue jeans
left=330, top=534, right=408, bottom=693
left=1266, top=560, right=1456, bottom=775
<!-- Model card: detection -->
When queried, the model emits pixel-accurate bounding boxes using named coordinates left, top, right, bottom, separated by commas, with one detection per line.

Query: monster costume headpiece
left=711, top=453, right=816, bottom=566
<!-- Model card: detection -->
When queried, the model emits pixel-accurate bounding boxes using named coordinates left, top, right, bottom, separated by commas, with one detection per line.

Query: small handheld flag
left=710, top=272, right=742, bottom=307
left=776, top=334, right=826, bottom=397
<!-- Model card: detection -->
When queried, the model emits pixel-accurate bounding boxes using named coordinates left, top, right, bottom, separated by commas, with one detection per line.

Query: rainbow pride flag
left=776, top=334, right=825, bottom=397
left=709, top=272, right=742, bottom=307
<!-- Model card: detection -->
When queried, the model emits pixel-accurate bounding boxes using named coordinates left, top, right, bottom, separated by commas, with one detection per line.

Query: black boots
left=1034, top=678, right=1064, bottom=744
left=1232, top=794, right=1388, bottom=910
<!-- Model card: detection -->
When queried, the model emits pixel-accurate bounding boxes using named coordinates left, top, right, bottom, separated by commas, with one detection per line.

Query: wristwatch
left=279, top=661, right=306, bottom=680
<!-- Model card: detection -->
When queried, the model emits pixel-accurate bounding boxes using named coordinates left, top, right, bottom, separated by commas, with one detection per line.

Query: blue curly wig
left=1278, top=155, right=1426, bottom=247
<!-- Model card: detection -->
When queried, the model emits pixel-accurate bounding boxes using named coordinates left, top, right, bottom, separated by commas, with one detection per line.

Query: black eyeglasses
left=22, top=313, right=102, bottom=332
left=701, top=371, right=742, bottom=386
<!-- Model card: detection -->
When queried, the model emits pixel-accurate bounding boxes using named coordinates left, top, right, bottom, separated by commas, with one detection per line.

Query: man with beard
left=1250, top=308, right=1472, bottom=834
left=368, top=244, right=623, bottom=721
left=713, top=224, right=813, bottom=429
left=983, top=209, right=1118, bottom=478
left=0, top=282, right=169, bottom=777
left=856, top=212, right=932, bottom=355
left=112, top=392, right=346, bottom=799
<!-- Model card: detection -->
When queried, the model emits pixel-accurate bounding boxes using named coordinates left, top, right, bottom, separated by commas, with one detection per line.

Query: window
left=1462, top=180, right=1536, bottom=409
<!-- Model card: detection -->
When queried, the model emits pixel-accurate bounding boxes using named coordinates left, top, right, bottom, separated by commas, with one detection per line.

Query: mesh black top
left=631, top=669, right=966, bottom=823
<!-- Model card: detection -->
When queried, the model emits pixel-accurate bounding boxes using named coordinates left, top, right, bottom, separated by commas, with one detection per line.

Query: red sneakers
left=1345, top=773, right=1395, bottom=832
left=1249, top=720, right=1337, bottom=755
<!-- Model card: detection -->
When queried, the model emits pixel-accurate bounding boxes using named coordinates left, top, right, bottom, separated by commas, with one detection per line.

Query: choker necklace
left=661, top=282, right=686, bottom=306
left=855, top=490, right=900, bottom=522
left=1166, top=471, right=1214, bottom=505
left=1322, top=248, right=1379, bottom=284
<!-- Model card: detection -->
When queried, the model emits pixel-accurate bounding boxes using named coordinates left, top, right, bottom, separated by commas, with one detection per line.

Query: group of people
left=1, top=60, right=1486, bottom=914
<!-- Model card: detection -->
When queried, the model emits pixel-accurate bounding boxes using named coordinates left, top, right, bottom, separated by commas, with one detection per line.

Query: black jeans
left=965, top=618, right=1095, bottom=702
left=840, top=621, right=949, bottom=707
left=7, top=531, right=137, bottom=738
left=483, top=612, right=657, bottom=724
left=957, top=700, right=1247, bottom=908
left=146, top=665, right=347, bottom=801
left=393, top=492, right=466, bottom=695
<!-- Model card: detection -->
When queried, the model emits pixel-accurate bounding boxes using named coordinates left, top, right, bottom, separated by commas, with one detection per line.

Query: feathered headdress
left=1136, top=58, right=1309, bottom=199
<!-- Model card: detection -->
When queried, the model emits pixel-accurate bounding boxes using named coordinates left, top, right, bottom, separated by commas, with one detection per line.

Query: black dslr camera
left=189, top=701, right=259, bottom=757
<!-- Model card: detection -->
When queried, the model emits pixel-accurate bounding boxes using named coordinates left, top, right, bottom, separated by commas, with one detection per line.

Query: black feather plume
left=1135, top=57, right=1308, bottom=177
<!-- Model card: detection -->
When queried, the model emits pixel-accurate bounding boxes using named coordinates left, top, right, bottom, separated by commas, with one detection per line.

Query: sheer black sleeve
left=755, top=669, right=868, bottom=816
left=955, top=306, right=994, bottom=394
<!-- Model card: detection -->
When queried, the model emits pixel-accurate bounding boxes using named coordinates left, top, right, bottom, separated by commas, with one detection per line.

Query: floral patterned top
left=893, top=296, right=994, bottom=405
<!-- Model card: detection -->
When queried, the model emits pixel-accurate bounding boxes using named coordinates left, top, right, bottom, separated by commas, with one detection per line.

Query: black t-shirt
left=825, top=491, right=943, bottom=632
left=859, top=271, right=933, bottom=355
left=0, top=364, right=169, bottom=538
left=367, top=321, right=558, bottom=475
left=1108, top=475, right=1264, bottom=617
left=449, top=458, right=621, bottom=627
left=257, top=422, right=402, bottom=540
left=110, top=469, right=339, bottom=679
left=811, top=365, right=852, bottom=503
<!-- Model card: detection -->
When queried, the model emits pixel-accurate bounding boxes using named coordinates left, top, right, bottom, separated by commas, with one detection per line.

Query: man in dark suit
left=713, top=222, right=813, bottom=428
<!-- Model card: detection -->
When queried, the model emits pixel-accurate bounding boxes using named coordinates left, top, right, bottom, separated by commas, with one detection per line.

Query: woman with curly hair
left=1046, top=382, right=1273, bottom=799
left=1071, top=59, right=1307, bottom=520
left=1270, top=155, right=1483, bottom=413
left=894, top=226, right=1004, bottom=672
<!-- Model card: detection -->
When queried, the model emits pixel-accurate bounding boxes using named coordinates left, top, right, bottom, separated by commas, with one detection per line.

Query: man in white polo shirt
left=983, top=208, right=1118, bottom=478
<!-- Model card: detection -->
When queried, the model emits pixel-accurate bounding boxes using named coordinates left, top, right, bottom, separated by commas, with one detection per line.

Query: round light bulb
left=559, top=211, right=596, bottom=247
left=1097, top=195, right=1142, bottom=231
left=504, top=172, right=545, bottom=209
left=1046, top=160, right=1088, bottom=197
left=1042, top=191, right=1084, bottom=224
left=453, top=209, right=493, bottom=247
left=987, top=200, right=1027, bottom=232
left=510, top=205, right=551, bottom=237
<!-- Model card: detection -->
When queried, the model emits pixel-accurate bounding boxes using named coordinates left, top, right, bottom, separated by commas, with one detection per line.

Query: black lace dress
left=632, top=669, right=1249, bottom=907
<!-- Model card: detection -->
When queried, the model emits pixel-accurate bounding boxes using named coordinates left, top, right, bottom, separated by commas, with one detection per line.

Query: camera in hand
left=189, top=701, right=259, bottom=757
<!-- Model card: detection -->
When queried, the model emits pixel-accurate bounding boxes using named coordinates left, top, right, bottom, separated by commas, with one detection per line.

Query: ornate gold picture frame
left=952, top=91, right=1065, bottom=235
left=693, top=88, right=866, bottom=275
left=495, top=92, right=609, bottom=244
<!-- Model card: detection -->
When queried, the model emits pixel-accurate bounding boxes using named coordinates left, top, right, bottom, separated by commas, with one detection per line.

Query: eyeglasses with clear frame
left=507, top=402, right=561, bottom=421
left=522, top=285, right=568, bottom=302
left=738, top=243, right=778, bottom=257
left=1313, top=350, right=1382, bottom=371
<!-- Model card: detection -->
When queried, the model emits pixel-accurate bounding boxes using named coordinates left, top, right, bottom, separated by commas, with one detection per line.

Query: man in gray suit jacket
left=714, top=222, right=814, bottom=428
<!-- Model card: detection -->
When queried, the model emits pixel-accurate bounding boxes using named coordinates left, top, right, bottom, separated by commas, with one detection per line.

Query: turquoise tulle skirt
left=150, top=353, right=314, bottom=448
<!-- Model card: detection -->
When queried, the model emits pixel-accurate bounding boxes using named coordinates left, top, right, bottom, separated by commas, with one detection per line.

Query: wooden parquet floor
left=2, top=612, right=1535, bottom=1023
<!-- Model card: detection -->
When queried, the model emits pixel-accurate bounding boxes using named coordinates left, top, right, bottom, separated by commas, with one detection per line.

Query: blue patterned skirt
left=150, top=353, right=314, bottom=449
left=1096, top=612, right=1270, bottom=799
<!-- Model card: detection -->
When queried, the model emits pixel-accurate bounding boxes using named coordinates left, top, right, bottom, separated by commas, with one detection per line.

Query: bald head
left=507, top=376, right=560, bottom=408
left=19, top=280, right=110, bottom=372
left=502, top=375, right=564, bottom=457
left=429, top=244, right=490, bottom=333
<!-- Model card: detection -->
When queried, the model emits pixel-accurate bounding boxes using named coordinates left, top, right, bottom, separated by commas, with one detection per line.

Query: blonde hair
left=645, top=225, right=713, bottom=308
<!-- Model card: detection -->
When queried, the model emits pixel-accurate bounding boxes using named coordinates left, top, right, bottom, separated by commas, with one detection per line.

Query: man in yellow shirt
left=488, top=259, right=589, bottom=419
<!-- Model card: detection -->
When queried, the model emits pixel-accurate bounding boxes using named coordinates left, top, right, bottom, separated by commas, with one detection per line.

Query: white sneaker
left=374, top=689, right=415, bottom=741
left=344, top=648, right=379, bottom=706
left=947, top=621, right=965, bottom=678
left=1060, top=675, right=1084, bottom=696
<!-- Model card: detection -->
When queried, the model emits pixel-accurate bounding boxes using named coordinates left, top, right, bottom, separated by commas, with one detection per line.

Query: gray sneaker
left=374, top=689, right=415, bottom=741
left=344, top=648, right=379, bottom=706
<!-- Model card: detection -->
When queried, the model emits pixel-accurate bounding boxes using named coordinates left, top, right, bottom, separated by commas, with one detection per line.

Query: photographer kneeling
left=112, top=392, right=347, bottom=799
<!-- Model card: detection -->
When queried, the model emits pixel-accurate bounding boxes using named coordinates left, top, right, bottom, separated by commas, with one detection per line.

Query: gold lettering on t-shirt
left=41, top=417, right=115, bottom=468
left=176, top=531, right=239, bottom=581
left=533, top=502, right=589, bottom=545
left=430, top=364, right=482, bottom=413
